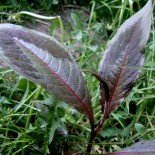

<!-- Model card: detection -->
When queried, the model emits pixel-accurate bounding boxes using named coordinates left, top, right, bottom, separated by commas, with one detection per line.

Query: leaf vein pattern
left=12, top=37, right=93, bottom=122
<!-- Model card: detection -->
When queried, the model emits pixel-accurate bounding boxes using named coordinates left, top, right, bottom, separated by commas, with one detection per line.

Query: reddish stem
left=85, top=72, right=110, bottom=154
left=86, top=110, right=109, bottom=154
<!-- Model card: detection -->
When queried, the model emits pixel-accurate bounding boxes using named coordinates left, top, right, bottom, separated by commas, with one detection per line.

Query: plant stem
left=86, top=111, right=109, bottom=154
left=12, top=11, right=65, bottom=43
left=94, top=111, right=109, bottom=135
left=57, top=16, right=65, bottom=43
left=86, top=121, right=95, bottom=154
left=82, top=72, right=110, bottom=153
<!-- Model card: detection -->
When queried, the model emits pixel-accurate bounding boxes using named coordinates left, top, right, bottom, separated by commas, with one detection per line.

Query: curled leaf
left=0, top=23, right=94, bottom=124
left=99, top=0, right=152, bottom=113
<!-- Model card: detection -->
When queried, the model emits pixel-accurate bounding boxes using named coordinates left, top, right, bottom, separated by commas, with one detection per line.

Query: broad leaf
left=0, top=23, right=94, bottom=124
left=99, top=0, right=152, bottom=113
left=107, top=139, right=155, bottom=155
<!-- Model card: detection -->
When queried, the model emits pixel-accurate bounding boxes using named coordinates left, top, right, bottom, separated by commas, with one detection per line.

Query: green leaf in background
left=134, top=123, right=146, bottom=133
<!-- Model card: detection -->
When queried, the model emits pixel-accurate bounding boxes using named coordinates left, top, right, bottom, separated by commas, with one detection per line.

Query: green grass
left=0, top=0, right=155, bottom=154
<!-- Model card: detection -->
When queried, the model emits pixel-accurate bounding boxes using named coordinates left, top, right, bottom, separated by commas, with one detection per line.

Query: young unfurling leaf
left=0, top=23, right=94, bottom=124
left=99, top=0, right=152, bottom=113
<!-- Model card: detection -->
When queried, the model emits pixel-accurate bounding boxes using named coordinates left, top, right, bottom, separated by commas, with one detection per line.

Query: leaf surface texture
left=99, top=0, right=152, bottom=112
left=0, top=23, right=94, bottom=123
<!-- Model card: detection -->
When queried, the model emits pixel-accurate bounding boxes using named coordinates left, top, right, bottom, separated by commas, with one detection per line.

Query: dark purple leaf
left=107, top=139, right=155, bottom=155
left=99, top=0, right=152, bottom=113
left=0, top=23, right=94, bottom=124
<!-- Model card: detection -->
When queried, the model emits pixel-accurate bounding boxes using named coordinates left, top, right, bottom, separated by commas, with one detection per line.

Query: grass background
left=0, top=0, right=155, bottom=154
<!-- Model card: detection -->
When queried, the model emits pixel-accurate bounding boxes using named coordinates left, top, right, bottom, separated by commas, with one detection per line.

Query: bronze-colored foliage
left=0, top=24, right=94, bottom=124
left=99, top=0, right=152, bottom=114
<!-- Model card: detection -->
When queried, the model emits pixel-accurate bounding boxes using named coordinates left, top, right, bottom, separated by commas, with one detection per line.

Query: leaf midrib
left=108, top=21, right=141, bottom=110
left=12, top=36, right=94, bottom=123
